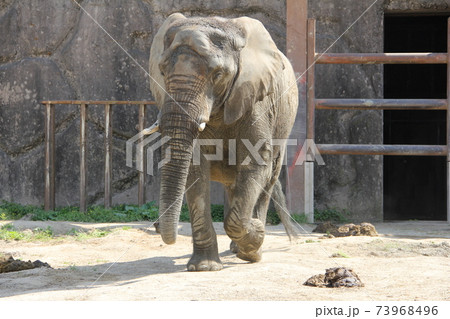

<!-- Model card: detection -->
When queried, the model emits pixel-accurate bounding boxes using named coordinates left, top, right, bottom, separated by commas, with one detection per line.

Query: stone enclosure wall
left=1, top=0, right=448, bottom=221
left=0, top=0, right=286, bottom=207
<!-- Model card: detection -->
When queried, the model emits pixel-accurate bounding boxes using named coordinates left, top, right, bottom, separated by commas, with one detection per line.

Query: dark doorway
left=384, top=15, right=448, bottom=220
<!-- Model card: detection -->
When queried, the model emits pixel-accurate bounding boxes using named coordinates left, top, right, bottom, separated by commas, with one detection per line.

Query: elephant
left=146, top=13, right=299, bottom=271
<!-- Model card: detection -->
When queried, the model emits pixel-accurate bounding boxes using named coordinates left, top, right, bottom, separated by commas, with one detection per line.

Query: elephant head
left=149, top=13, right=284, bottom=245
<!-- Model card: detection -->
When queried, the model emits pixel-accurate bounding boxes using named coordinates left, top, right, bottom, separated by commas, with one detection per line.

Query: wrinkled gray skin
left=149, top=13, right=298, bottom=271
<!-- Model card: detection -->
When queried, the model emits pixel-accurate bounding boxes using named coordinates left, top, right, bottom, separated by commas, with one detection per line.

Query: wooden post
left=138, top=104, right=146, bottom=206
left=80, top=103, right=87, bottom=212
left=286, top=0, right=308, bottom=219
left=104, top=104, right=112, bottom=208
left=44, top=103, right=55, bottom=211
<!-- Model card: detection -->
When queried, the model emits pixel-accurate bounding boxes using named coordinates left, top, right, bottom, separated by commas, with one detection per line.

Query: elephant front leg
left=185, top=164, right=223, bottom=271
left=224, top=170, right=269, bottom=262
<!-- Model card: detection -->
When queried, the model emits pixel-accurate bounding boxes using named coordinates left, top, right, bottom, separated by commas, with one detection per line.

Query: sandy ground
left=0, top=220, right=449, bottom=301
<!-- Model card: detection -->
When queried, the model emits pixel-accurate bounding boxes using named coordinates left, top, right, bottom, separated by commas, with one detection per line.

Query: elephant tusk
left=198, top=122, right=206, bottom=132
left=142, top=120, right=159, bottom=135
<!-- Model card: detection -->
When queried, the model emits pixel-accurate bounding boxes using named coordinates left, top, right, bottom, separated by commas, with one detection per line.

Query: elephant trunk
left=158, top=103, right=200, bottom=245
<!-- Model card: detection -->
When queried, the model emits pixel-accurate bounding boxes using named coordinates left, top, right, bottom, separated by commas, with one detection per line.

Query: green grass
left=0, top=200, right=352, bottom=225
left=0, top=224, right=54, bottom=241
left=0, top=200, right=160, bottom=223
left=0, top=224, right=116, bottom=242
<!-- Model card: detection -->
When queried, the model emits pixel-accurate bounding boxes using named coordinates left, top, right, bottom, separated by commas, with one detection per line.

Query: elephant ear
left=149, top=13, right=186, bottom=108
left=224, top=17, right=284, bottom=124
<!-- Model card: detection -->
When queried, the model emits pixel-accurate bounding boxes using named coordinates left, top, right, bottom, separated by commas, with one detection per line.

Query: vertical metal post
left=80, top=103, right=87, bottom=212
left=447, top=18, right=450, bottom=223
left=104, top=104, right=113, bottom=208
left=286, top=0, right=308, bottom=218
left=138, top=104, right=146, bottom=206
left=304, top=19, right=317, bottom=223
left=44, top=103, right=55, bottom=211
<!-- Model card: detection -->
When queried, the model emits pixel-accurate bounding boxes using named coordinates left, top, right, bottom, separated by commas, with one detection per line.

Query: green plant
left=0, top=225, right=25, bottom=241
left=266, top=210, right=280, bottom=225
left=314, top=208, right=350, bottom=223
left=211, top=204, right=224, bottom=222
left=291, top=213, right=308, bottom=224
left=69, top=228, right=112, bottom=240
left=0, top=225, right=54, bottom=241
left=0, top=200, right=322, bottom=226
left=0, top=200, right=45, bottom=219
left=25, top=201, right=161, bottom=223
left=32, top=227, right=54, bottom=241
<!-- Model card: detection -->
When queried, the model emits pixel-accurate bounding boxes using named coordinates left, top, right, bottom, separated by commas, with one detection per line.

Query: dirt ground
left=0, top=220, right=449, bottom=301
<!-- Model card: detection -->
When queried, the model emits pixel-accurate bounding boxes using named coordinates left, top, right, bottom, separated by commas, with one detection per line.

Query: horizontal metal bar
left=315, top=99, right=447, bottom=110
left=315, top=53, right=447, bottom=64
left=41, top=100, right=156, bottom=105
left=317, top=144, right=447, bottom=156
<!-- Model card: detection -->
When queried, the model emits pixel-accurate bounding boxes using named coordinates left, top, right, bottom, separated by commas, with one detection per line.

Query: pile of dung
left=0, top=254, right=52, bottom=274
left=312, top=222, right=378, bottom=237
left=304, top=267, right=364, bottom=288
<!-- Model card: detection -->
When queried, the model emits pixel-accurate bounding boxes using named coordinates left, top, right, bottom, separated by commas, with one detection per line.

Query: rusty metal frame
left=306, top=18, right=450, bottom=222
left=42, top=100, right=156, bottom=211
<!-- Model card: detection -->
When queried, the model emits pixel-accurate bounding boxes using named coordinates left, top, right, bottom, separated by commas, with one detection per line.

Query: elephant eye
left=210, top=34, right=226, bottom=49
left=213, top=71, right=222, bottom=82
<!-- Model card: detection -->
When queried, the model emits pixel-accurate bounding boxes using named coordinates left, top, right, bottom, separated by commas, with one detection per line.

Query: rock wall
left=0, top=0, right=286, bottom=207
left=2, top=0, right=446, bottom=221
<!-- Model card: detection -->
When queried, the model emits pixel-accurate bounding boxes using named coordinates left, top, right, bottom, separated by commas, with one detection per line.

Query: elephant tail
left=272, top=179, right=300, bottom=241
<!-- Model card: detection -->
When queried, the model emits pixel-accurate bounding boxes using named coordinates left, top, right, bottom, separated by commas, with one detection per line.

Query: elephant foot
left=231, top=239, right=262, bottom=262
left=234, top=219, right=265, bottom=263
left=237, top=247, right=262, bottom=263
left=229, top=240, right=238, bottom=254
left=187, top=250, right=223, bottom=271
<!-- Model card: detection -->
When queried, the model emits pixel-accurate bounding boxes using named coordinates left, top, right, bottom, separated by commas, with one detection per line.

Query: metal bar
left=104, top=104, right=112, bottom=208
left=316, top=99, right=447, bottom=110
left=138, top=104, right=146, bottom=206
left=79, top=104, right=87, bottom=212
left=44, top=103, right=55, bottom=211
left=317, top=144, right=447, bottom=156
left=316, top=53, right=447, bottom=64
left=447, top=18, right=450, bottom=223
left=41, top=100, right=156, bottom=105
left=306, top=18, right=316, bottom=140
